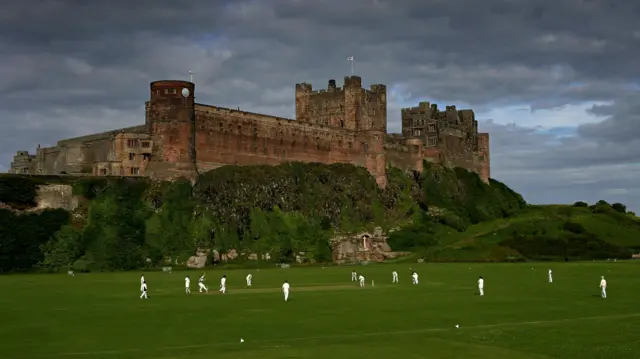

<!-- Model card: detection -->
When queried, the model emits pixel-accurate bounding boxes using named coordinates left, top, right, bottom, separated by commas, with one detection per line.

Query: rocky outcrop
left=331, top=227, right=410, bottom=264
left=183, top=227, right=408, bottom=265
left=36, top=184, right=78, bottom=211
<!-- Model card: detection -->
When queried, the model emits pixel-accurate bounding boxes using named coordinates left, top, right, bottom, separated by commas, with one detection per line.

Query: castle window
left=413, top=145, right=419, bottom=153
left=130, top=167, right=140, bottom=175
left=252, top=146, right=258, bottom=153
left=348, top=142, right=353, bottom=148
left=164, top=89, right=169, bottom=94
left=141, top=141, right=150, bottom=148
left=129, top=153, right=136, bottom=161
left=478, top=155, right=485, bottom=162
left=339, top=119, right=344, bottom=128
left=127, top=139, right=139, bottom=148
left=99, top=168, right=107, bottom=175
left=363, top=143, right=369, bottom=153
left=429, top=125, right=435, bottom=132
left=142, top=154, right=151, bottom=161
left=413, top=130, right=421, bottom=136
left=427, top=137, right=437, bottom=147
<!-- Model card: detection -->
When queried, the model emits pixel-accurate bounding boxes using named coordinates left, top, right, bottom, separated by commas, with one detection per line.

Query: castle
left=8, top=76, right=490, bottom=187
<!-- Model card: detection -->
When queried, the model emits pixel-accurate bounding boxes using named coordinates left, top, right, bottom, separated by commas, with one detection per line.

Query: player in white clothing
left=185, top=276, right=191, bottom=294
left=198, top=274, right=208, bottom=293
left=392, top=271, right=399, bottom=283
left=282, top=280, right=290, bottom=302
left=478, top=276, right=484, bottom=296
left=358, top=274, right=365, bottom=287
left=548, top=269, right=553, bottom=283
left=67, top=270, right=74, bottom=276
left=246, top=273, right=252, bottom=287
left=140, top=274, right=145, bottom=285
left=599, top=276, right=607, bottom=298
left=219, top=275, right=227, bottom=294
left=140, top=281, right=148, bottom=299
left=351, top=270, right=357, bottom=282
left=411, top=271, right=419, bottom=284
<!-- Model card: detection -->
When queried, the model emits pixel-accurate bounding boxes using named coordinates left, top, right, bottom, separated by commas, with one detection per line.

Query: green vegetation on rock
left=0, top=162, right=638, bottom=272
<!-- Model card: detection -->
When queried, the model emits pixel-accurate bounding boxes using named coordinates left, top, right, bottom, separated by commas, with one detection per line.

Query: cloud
left=1, top=0, right=639, bottom=211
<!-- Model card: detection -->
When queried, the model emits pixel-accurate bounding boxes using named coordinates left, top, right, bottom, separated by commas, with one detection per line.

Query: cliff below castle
left=0, top=162, right=638, bottom=273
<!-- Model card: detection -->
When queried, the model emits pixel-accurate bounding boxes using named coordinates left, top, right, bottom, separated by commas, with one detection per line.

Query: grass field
left=1, top=262, right=639, bottom=359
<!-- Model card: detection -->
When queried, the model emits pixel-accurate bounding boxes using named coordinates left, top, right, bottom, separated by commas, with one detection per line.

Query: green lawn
left=1, top=262, right=639, bottom=359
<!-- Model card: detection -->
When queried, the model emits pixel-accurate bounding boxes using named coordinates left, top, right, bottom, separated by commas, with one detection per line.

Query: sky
left=1, top=0, right=639, bottom=211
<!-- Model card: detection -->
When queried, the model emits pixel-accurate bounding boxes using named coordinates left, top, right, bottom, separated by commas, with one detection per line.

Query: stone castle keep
left=9, top=76, right=490, bottom=186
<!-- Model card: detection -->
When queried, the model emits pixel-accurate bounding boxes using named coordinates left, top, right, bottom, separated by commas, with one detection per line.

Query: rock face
left=331, top=227, right=410, bottom=264
left=184, top=227, right=408, bottom=265
left=36, top=184, right=78, bottom=211
left=186, top=248, right=208, bottom=268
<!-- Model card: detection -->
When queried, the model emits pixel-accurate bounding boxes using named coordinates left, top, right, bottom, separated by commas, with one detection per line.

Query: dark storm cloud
left=1, top=0, right=639, bottom=209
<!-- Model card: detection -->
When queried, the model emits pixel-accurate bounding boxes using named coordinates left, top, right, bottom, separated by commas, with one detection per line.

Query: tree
left=40, top=225, right=83, bottom=270
left=611, top=203, right=627, bottom=214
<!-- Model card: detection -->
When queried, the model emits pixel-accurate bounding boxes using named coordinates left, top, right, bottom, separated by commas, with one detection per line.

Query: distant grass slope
left=410, top=204, right=640, bottom=262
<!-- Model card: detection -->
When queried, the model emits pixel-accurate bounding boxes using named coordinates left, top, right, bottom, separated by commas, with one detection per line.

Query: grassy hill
left=0, top=162, right=638, bottom=272
left=409, top=204, right=640, bottom=262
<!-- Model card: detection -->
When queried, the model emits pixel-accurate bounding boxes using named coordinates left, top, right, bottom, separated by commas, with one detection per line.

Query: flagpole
left=351, top=59, right=354, bottom=76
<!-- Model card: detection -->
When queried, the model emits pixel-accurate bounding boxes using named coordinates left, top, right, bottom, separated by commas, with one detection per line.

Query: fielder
left=548, top=269, right=553, bottom=283
left=600, top=276, right=607, bottom=298
left=282, top=280, right=290, bottom=302
left=351, top=270, right=357, bottom=282
left=392, top=271, right=398, bottom=283
left=246, top=273, right=252, bottom=287
left=411, top=271, right=419, bottom=284
left=185, top=276, right=191, bottom=294
left=219, top=274, right=227, bottom=294
left=198, top=274, right=208, bottom=293
left=358, top=274, right=365, bottom=288
left=478, top=276, right=484, bottom=296
left=140, top=281, right=148, bottom=299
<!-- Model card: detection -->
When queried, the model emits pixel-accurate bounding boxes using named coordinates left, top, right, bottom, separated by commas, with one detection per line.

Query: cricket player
left=140, top=274, right=145, bottom=285
left=478, top=276, right=484, bottom=296
left=358, top=274, right=365, bottom=287
left=392, top=271, right=398, bottom=283
left=219, top=274, right=227, bottom=294
left=67, top=270, right=74, bottom=276
left=246, top=273, right=252, bottom=287
left=140, top=281, right=148, bottom=299
left=600, top=276, right=607, bottom=298
left=282, top=280, right=290, bottom=302
left=411, top=271, right=419, bottom=284
left=351, top=270, right=357, bottom=282
left=185, top=276, right=191, bottom=294
left=198, top=274, right=208, bottom=293
left=548, top=269, right=553, bottom=283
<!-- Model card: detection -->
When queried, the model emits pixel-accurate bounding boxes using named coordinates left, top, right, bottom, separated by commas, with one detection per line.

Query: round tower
left=146, top=80, right=198, bottom=181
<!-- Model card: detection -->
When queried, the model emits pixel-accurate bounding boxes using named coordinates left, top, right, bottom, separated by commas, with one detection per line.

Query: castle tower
left=342, top=75, right=362, bottom=130
left=358, top=82, right=387, bottom=187
left=295, top=82, right=313, bottom=122
left=145, top=80, right=198, bottom=181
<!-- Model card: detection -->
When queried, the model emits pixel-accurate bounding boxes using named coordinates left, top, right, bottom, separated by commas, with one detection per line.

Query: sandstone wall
left=35, top=184, right=78, bottom=211
left=193, top=104, right=369, bottom=172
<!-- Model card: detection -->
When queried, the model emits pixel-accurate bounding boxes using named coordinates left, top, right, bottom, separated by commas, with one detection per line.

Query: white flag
left=347, top=56, right=354, bottom=61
